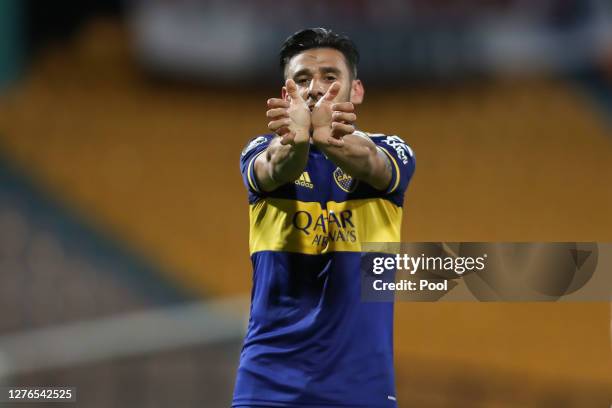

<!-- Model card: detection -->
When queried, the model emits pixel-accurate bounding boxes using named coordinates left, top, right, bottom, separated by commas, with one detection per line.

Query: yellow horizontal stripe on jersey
left=249, top=198, right=402, bottom=255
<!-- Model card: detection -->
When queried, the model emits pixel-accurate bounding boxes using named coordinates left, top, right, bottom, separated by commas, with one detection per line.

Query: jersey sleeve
left=371, top=135, right=416, bottom=195
left=239, top=134, right=273, bottom=198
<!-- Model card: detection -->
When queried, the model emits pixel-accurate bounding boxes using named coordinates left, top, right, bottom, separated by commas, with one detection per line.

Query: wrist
left=312, top=126, right=332, bottom=146
left=292, top=128, right=311, bottom=145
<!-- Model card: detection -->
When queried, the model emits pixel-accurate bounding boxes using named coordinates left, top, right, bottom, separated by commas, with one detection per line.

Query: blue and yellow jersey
left=233, top=131, right=415, bottom=408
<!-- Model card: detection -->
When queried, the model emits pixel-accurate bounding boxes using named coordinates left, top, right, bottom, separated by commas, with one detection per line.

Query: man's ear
left=350, top=79, right=364, bottom=105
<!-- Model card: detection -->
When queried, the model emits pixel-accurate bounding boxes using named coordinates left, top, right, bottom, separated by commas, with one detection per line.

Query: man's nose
left=307, top=78, right=325, bottom=100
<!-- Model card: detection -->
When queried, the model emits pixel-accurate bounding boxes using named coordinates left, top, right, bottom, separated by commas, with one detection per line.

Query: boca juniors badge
left=333, top=167, right=358, bottom=193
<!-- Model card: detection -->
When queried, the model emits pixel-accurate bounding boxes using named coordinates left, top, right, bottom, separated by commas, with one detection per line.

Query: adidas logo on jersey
left=295, top=172, right=314, bottom=189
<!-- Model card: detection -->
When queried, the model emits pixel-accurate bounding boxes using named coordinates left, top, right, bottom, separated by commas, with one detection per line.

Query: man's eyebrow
left=292, top=68, right=313, bottom=78
left=292, top=67, right=342, bottom=78
left=319, top=67, right=342, bottom=75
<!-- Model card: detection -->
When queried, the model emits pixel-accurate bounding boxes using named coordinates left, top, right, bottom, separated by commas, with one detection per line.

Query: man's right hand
left=255, top=79, right=311, bottom=192
left=266, top=79, right=310, bottom=145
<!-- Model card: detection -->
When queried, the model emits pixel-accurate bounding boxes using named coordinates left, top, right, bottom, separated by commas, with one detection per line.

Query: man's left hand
left=311, top=83, right=356, bottom=148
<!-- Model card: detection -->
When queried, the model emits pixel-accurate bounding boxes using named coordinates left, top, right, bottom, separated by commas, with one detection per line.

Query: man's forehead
left=287, top=48, right=349, bottom=75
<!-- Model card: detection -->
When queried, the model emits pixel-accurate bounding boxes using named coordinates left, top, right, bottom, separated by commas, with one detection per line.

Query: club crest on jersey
left=333, top=167, right=358, bottom=193
left=382, top=135, right=413, bottom=165
left=241, top=136, right=267, bottom=157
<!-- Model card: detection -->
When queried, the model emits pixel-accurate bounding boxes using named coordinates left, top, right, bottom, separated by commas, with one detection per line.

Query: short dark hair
left=279, top=28, right=360, bottom=79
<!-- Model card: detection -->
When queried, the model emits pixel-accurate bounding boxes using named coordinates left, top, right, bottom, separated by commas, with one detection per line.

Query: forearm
left=315, top=133, right=391, bottom=190
left=268, top=140, right=309, bottom=182
left=254, top=134, right=309, bottom=191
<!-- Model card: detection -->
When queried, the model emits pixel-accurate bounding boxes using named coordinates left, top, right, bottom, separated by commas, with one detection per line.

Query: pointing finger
left=327, top=136, right=345, bottom=147
left=332, top=122, right=355, bottom=137
left=276, top=126, right=290, bottom=136
left=322, top=82, right=341, bottom=102
left=332, top=112, right=357, bottom=123
left=331, top=102, right=354, bottom=112
left=285, top=79, right=302, bottom=102
left=280, top=131, right=296, bottom=145
left=267, top=98, right=290, bottom=109
left=268, top=118, right=291, bottom=133
left=266, top=108, right=288, bottom=119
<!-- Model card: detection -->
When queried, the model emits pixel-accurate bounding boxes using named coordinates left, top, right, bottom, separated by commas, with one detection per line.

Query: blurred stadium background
left=0, top=1, right=611, bottom=407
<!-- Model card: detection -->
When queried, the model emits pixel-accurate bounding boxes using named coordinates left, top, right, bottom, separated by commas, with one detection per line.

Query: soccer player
left=234, top=28, right=415, bottom=408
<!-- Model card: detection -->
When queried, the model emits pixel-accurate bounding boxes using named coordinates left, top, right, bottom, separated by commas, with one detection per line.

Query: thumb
left=285, top=79, right=301, bottom=102
left=323, top=82, right=341, bottom=102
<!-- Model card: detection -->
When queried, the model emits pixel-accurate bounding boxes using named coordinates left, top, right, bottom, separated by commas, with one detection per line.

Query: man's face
left=283, top=47, right=364, bottom=110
